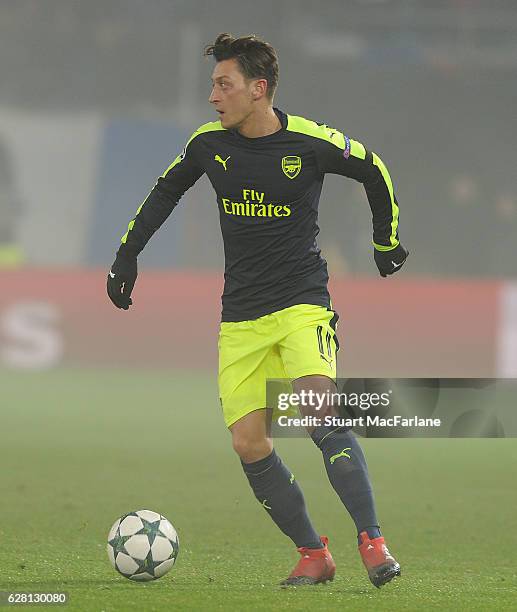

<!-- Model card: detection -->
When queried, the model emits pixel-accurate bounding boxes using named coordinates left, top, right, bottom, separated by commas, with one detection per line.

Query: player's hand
left=107, top=252, right=138, bottom=310
left=374, top=243, right=409, bottom=278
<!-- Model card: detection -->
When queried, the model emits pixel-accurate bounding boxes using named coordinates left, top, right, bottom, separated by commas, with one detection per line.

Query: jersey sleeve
left=117, top=134, right=205, bottom=257
left=315, top=128, right=400, bottom=251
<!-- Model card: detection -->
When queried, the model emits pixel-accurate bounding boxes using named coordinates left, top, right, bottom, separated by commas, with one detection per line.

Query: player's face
left=209, top=59, right=257, bottom=129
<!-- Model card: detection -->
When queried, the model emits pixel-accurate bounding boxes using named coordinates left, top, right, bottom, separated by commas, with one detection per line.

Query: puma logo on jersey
left=215, top=154, right=230, bottom=171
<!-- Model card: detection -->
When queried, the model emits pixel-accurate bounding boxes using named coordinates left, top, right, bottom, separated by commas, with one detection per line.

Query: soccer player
left=107, top=33, right=408, bottom=587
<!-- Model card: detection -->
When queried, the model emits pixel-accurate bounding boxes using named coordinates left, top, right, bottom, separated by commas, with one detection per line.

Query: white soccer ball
left=107, top=510, right=179, bottom=581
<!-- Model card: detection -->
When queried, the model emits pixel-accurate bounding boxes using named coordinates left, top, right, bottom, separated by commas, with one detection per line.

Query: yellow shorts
left=218, top=303, right=339, bottom=428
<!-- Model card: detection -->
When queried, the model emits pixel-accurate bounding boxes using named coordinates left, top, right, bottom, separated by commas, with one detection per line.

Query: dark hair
left=204, top=33, right=279, bottom=99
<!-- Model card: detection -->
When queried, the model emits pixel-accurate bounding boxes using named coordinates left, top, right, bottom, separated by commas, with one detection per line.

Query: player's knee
left=232, top=434, right=273, bottom=463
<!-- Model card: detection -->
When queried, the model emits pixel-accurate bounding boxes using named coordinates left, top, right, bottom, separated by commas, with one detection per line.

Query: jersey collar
left=230, top=107, right=287, bottom=143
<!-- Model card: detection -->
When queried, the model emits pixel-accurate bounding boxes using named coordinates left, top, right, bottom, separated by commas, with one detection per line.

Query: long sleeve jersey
left=118, top=108, right=400, bottom=322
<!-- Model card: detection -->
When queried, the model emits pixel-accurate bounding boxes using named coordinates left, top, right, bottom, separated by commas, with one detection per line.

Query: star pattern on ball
left=136, top=518, right=162, bottom=546
left=107, top=511, right=178, bottom=581
left=108, top=532, right=132, bottom=555
left=132, top=549, right=166, bottom=577
left=170, top=538, right=179, bottom=559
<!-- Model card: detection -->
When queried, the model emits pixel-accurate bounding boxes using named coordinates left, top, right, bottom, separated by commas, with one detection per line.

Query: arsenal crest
left=281, top=156, right=302, bottom=179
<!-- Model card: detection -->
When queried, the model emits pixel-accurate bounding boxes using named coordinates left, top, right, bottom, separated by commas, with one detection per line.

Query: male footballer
left=107, top=33, right=408, bottom=587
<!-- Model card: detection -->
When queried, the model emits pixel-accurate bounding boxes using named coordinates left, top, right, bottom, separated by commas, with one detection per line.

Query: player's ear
left=251, top=78, right=268, bottom=100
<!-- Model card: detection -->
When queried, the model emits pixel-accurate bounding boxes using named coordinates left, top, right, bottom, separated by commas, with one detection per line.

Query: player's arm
left=107, top=138, right=204, bottom=310
left=316, top=129, right=408, bottom=277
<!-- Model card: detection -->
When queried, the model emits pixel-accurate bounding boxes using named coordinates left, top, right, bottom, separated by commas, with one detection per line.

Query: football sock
left=311, top=425, right=380, bottom=540
left=241, top=449, right=323, bottom=549
left=357, top=526, right=382, bottom=545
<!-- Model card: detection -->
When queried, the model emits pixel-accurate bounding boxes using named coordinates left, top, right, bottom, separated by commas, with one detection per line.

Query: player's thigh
left=218, top=320, right=285, bottom=429
left=278, top=304, right=339, bottom=381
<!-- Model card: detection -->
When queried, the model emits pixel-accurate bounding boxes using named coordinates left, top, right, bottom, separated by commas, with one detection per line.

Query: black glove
left=374, top=243, right=409, bottom=278
left=107, top=251, right=138, bottom=310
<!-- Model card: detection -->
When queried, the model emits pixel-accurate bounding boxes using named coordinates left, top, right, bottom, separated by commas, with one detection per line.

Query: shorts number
left=316, top=325, right=333, bottom=363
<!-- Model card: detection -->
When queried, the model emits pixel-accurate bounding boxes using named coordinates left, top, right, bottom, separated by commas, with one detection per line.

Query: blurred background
left=0, top=0, right=516, bottom=376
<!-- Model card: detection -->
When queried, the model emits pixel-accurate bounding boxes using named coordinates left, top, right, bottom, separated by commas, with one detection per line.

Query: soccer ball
left=107, top=509, right=179, bottom=581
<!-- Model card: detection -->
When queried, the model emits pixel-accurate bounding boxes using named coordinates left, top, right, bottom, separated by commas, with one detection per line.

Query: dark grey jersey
left=118, top=108, right=400, bottom=321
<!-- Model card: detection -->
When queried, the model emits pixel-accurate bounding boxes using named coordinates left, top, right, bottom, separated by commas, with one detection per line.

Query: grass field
left=1, top=368, right=516, bottom=611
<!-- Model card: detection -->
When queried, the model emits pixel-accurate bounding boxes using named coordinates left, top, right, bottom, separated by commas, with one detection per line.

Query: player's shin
left=311, top=426, right=401, bottom=587
left=241, top=449, right=323, bottom=549
left=310, top=426, right=380, bottom=541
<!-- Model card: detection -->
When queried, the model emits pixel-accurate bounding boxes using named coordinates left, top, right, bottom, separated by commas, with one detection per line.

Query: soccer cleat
left=358, top=531, right=401, bottom=588
left=280, top=536, right=336, bottom=586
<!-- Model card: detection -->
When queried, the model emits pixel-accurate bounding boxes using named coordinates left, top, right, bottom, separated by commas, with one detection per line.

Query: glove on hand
left=374, top=244, right=409, bottom=278
left=107, top=251, right=138, bottom=310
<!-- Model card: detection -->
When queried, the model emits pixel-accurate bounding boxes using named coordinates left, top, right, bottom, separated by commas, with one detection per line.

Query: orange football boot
left=358, top=531, right=401, bottom=587
left=281, top=536, right=336, bottom=586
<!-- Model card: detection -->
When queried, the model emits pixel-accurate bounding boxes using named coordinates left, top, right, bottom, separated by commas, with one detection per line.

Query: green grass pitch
left=1, top=368, right=516, bottom=611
